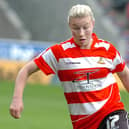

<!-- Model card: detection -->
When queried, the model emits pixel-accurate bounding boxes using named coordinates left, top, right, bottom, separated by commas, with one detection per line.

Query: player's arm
left=117, top=65, right=129, bottom=92
left=9, top=60, right=39, bottom=119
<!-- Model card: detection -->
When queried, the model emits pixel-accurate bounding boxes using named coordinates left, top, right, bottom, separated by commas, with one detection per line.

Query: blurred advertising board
left=0, top=39, right=55, bottom=84
left=0, top=39, right=54, bottom=61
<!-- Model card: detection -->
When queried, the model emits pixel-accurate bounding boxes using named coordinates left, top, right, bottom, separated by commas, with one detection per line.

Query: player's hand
left=9, top=97, right=24, bottom=119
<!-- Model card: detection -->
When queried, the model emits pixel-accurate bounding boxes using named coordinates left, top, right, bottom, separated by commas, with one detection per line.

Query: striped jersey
left=34, top=33, right=125, bottom=129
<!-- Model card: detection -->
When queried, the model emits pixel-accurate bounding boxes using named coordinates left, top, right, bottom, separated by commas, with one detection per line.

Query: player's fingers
left=15, top=111, right=21, bottom=119
left=9, top=108, right=21, bottom=119
left=9, top=99, right=23, bottom=119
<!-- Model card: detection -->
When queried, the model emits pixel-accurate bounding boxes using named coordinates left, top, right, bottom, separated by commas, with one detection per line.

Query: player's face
left=69, top=16, right=94, bottom=49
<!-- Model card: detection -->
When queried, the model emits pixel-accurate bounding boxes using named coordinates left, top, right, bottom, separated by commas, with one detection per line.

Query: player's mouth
left=79, top=39, right=86, bottom=42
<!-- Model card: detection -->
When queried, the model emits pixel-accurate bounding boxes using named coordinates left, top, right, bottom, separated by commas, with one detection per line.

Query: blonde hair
left=68, top=4, right=95, bottom=23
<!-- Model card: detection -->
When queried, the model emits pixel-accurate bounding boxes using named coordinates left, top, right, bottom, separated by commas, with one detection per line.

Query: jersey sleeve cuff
left=34, top=57, right=55, bottom=75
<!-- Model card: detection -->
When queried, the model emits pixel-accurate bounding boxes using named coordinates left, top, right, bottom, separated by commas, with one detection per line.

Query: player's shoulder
left=50, top=38, right=73, bottom=49
left=59, top=38, right=76, bottom=51
left=94, top=38, right=117, bottom=52
left=49, top=38, right=76, bottom=54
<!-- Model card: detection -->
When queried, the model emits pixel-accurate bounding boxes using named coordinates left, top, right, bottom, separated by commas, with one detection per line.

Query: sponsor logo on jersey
left=73, top=80, right=102, bottom=91
left=72, top=69, right=101, bottom=90
left=65, top=62, right=81, bottom=64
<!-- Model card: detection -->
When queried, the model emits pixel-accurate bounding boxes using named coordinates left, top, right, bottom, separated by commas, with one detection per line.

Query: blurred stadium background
left=0, top=0, right=129, bottom=129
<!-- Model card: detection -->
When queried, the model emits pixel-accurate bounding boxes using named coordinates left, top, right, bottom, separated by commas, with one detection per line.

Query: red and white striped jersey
left=34, top=33, right=125, bottom=129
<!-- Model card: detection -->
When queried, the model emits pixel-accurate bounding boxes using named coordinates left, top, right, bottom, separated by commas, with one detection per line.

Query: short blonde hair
left=68, top=4, right=95, bottom=23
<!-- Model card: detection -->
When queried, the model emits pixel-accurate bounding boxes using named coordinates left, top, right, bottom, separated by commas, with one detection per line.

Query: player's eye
left=73, top=27, right=80, bottom=30
left=83, top=26, right=89, bottom=30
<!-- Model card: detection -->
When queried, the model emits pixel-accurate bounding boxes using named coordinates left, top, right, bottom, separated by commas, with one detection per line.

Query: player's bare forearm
left=10, top=60, right=39, bottom=119
left=117, top=65, right=129, bottom=92
left=13, top=67, right=29, bottom=98
left=13, top=60, right=39, bottom=98
left=10, top=66, right=29, bottom=119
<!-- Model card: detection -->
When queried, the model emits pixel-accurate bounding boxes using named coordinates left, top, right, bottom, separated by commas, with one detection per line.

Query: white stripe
left=112, top=52, right=123, bottom=70
left=68, top=85, right=113, bottom=115
left=68, top=99, right=108, bottom=115
left=94, top=42, right=110, bottom=50
left=62, top=42, right=76, bottom=50
left=61, top=73, right=116, bottom=93
left=58, top=57, right=113, bottom=70
left=42, top=49, right=57, bottom=73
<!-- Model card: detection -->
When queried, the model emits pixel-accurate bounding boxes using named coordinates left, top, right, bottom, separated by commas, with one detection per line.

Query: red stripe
left=71, top=105, right=124, bottom=129
left=112, top=62, right=125, bottom=73
left=58, top=68, right=110, bottom=81
left=64, top=84, right=113, bottom=104
left=70, top=83, right=124, bottom=129
left=53, top=46, right=114, bottom=59
left=51, top=42, right=115, bottom=61
left=34, top=56, right=55, bottom=75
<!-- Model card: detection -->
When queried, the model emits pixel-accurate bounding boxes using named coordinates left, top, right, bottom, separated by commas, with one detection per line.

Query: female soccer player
left=10, top=4, right=129, bottom=129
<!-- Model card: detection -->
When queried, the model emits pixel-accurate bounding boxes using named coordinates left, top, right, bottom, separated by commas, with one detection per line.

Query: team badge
left=97, top=57, right=105, bottom=64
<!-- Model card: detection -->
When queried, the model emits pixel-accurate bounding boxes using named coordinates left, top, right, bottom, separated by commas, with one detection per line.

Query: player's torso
left=57, top=41, right=115, bottom=92
left=49, top=36, right=124, bottom=129
left=54, top=41, right=120, bottom=117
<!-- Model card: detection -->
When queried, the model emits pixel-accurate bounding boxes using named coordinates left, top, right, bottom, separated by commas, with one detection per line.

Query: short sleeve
left=111, top=50, right=125, bottom=73
left=34, top=45, right=58, bottom=75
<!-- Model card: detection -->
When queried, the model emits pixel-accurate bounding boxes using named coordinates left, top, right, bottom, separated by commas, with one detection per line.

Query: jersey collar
left=70, top=33, right=99, bottom=49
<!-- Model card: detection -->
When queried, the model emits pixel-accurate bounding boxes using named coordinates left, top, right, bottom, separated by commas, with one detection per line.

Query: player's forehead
left=69, top=16, right=92, bottom=26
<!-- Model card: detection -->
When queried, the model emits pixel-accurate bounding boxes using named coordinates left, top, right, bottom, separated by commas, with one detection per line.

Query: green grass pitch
left=0, top=80, right=129, bottom=129
left=0, top=80, right=72, bottom=129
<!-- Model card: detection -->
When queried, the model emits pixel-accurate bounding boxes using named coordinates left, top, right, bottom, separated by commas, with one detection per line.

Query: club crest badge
left=97, top=57, right=105, bottom=64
